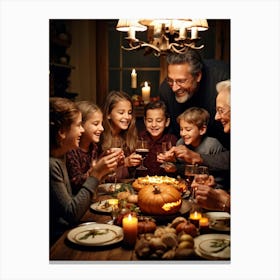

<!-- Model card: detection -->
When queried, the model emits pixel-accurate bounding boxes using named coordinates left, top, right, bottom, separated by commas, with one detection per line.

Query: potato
left=175, top=248, right=194, bottom=259
left=178, top=240, right=194, bottom=249
left=179, top=233, right=194, bottom=243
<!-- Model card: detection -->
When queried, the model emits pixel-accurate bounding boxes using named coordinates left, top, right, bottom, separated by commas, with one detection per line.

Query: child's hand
left=173, top=145, right=202, bottom=164
left=163, top=162, right=177, bottom=173
left=124, top=152, right=142, bottom=167
left=90, top=150, right=121, bottom=180
left=157, top=148, right=176, bottom=163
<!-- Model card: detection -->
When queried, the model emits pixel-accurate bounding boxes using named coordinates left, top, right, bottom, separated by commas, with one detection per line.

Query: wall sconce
left=116, top=18, right=209, bottom=56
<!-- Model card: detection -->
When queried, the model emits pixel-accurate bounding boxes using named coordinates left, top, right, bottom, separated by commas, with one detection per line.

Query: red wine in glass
left=136, top=140, right=149, bottom=170
left=135, top=148, right=149, bottom=158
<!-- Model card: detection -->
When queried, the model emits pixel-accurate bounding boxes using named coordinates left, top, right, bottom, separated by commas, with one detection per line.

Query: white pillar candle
left=141, top=81, right=150, bottom=104
left=131, top=69, right=137, bottom=89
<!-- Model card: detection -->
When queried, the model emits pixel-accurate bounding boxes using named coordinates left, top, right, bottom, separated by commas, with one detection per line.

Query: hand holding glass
left=135, top=140, right=149, bottom=170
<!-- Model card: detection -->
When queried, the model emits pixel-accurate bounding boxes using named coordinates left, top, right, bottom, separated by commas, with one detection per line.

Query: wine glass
left=107, top=199, right=120, bottom=225
left=185, top=165, right=209, bottom=203
left=135, top=139, right=149, bottom=170
left=195, top=166, right=209, bottom=184
left=106, top=138, right=123, bottom=190
left=185, top=164, right=199, bottom=198
left=159, top=141, right=174, bottom=168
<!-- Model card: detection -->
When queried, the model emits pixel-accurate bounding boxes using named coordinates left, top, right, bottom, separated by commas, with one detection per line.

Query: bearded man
left=159, top=49, right=230, bottom=148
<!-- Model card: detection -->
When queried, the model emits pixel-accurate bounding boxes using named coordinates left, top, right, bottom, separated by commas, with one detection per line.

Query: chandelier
left=116, top=19, right=209, bottom=56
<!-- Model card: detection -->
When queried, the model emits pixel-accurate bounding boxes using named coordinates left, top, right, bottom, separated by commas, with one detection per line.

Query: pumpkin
left=138, top=185, right=182, bottom=215
left=138, top=219, right=157, bottom=234
left=175, top=221, right=197, bottom=237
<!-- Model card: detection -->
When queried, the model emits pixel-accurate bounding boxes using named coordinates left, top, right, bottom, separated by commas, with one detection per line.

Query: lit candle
left=131, top=69, right=137, bottom=89
left=199, top=217, right=209, bottom=233
left=122, top=214, right=138, bottom=247
left=189, top=211, right=202, bottom=228
left=141, top=81, right=150, bottom=104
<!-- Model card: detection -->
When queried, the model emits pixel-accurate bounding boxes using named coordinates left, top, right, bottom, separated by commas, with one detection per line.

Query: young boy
left=137, top=100, right=177, bottom=177
left=160, top=107, right=227, bottom=187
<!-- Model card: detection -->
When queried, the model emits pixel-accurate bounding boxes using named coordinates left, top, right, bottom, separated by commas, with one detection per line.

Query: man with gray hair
left=159, top=49, right=230, bottom=148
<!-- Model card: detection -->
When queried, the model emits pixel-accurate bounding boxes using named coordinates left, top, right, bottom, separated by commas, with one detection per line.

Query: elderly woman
left=193, top=80, right=231, bottom=212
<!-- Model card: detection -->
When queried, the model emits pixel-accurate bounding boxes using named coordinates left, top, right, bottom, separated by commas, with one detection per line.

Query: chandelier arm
left=191, top=44, right=205, bottom=50
left=121, top=45, right=143, bottom=51
left=138, top=43, right=161, bottom=53
left=121, top=41, right=162, bottom=55
left=170, top=46, right=187, bottom=54
left=171, top=41, right=205, bottom=51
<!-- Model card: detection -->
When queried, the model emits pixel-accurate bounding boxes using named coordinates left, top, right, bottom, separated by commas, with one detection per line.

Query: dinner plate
left=205, top=212, right=230, bottom=231
left=97, top=182, right=135, bottom=195
left=194, top=233, right=230, bottom=260
left=97, top=183, right=122, bottom=194
left=67, top=223, right=123, bottom=246
left=90, top=199, right=118, bottom=213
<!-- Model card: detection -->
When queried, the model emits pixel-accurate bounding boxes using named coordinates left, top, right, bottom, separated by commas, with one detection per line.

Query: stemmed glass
left=107, top=199, right=120, bottom=225
left=185, top=165, right=209, bottom=203
left=106, top=138, right=123, bottom=191
left=135, top=139, right=149, bottom=170
left=159, top=141, right=174, bottom=169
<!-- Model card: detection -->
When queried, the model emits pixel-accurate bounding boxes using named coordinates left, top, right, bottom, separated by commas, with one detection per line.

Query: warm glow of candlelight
left=189, top=211, right=202, bottom=220
left=122, top=214, right=138, bottom=246
left=142, top=81, right=150, bottom=104
left=199, top=217, right=209, bottom=227
left=131, top=69, right=137, bottom=89
left=189, top=211, right=202, bottom=227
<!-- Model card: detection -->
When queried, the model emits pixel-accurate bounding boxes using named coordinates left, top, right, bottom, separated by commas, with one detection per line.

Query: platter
left=194, top=233, right=230, bottom=260
left=67, top=223, right=123, bottom=246
left=97, top=183, right=122, bottom=194
left=97, top=182, right=135, bottom=195
left=90, top=199, right=118, bottom=213
left=205, top=212, right=230, bottom=231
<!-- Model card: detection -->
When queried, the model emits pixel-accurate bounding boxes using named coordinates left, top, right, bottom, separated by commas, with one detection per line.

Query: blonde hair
left=75, top=101, right=102, bottom=124
left=101, top=91, right=138, bottom=153
left=177, top=107, right=209, bottom=129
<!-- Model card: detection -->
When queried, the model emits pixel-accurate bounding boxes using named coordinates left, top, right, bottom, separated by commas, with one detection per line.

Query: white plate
left=205, top=212, right=230, bottom=231
left=194, top=233, right=230, bottom=260
left=67, top=223, right=123, bottom=246
left=97, top=183, right=122, bottom=194
left=90, top=199, right=118, bottom=213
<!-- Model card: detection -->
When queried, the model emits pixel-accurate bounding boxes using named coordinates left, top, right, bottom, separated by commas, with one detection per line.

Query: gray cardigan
left=49, top=156, right=99, bottom=245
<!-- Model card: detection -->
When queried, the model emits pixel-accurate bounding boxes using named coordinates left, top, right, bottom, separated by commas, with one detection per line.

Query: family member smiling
left=138, top=100, right=177, bottom=176
left=101, top=91, right=142, bottom=180
left=66, top=101, right=122, bottom=194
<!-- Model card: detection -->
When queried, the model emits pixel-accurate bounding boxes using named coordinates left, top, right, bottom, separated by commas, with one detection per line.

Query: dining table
left=50, top=182, right=230, bottom=262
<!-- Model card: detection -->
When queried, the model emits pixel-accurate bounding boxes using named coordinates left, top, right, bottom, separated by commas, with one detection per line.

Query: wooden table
left=50, top=194, right=139, bottom=261
left=50, top=194, right=229, bottom=262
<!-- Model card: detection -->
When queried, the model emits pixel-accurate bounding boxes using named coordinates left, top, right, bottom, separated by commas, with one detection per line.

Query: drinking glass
left=106, top=138, right=123, bottom=190
left=185, top=165, right=198, bottom=193
left=107, top=199, right=120, bottom=225
left=159, top=141, right=174, bottom=168
left=195, top=166, right=209, bottom=184
left=185, top=165, right=209, bottom=203
left=135, top=139, right=149, bottom=170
